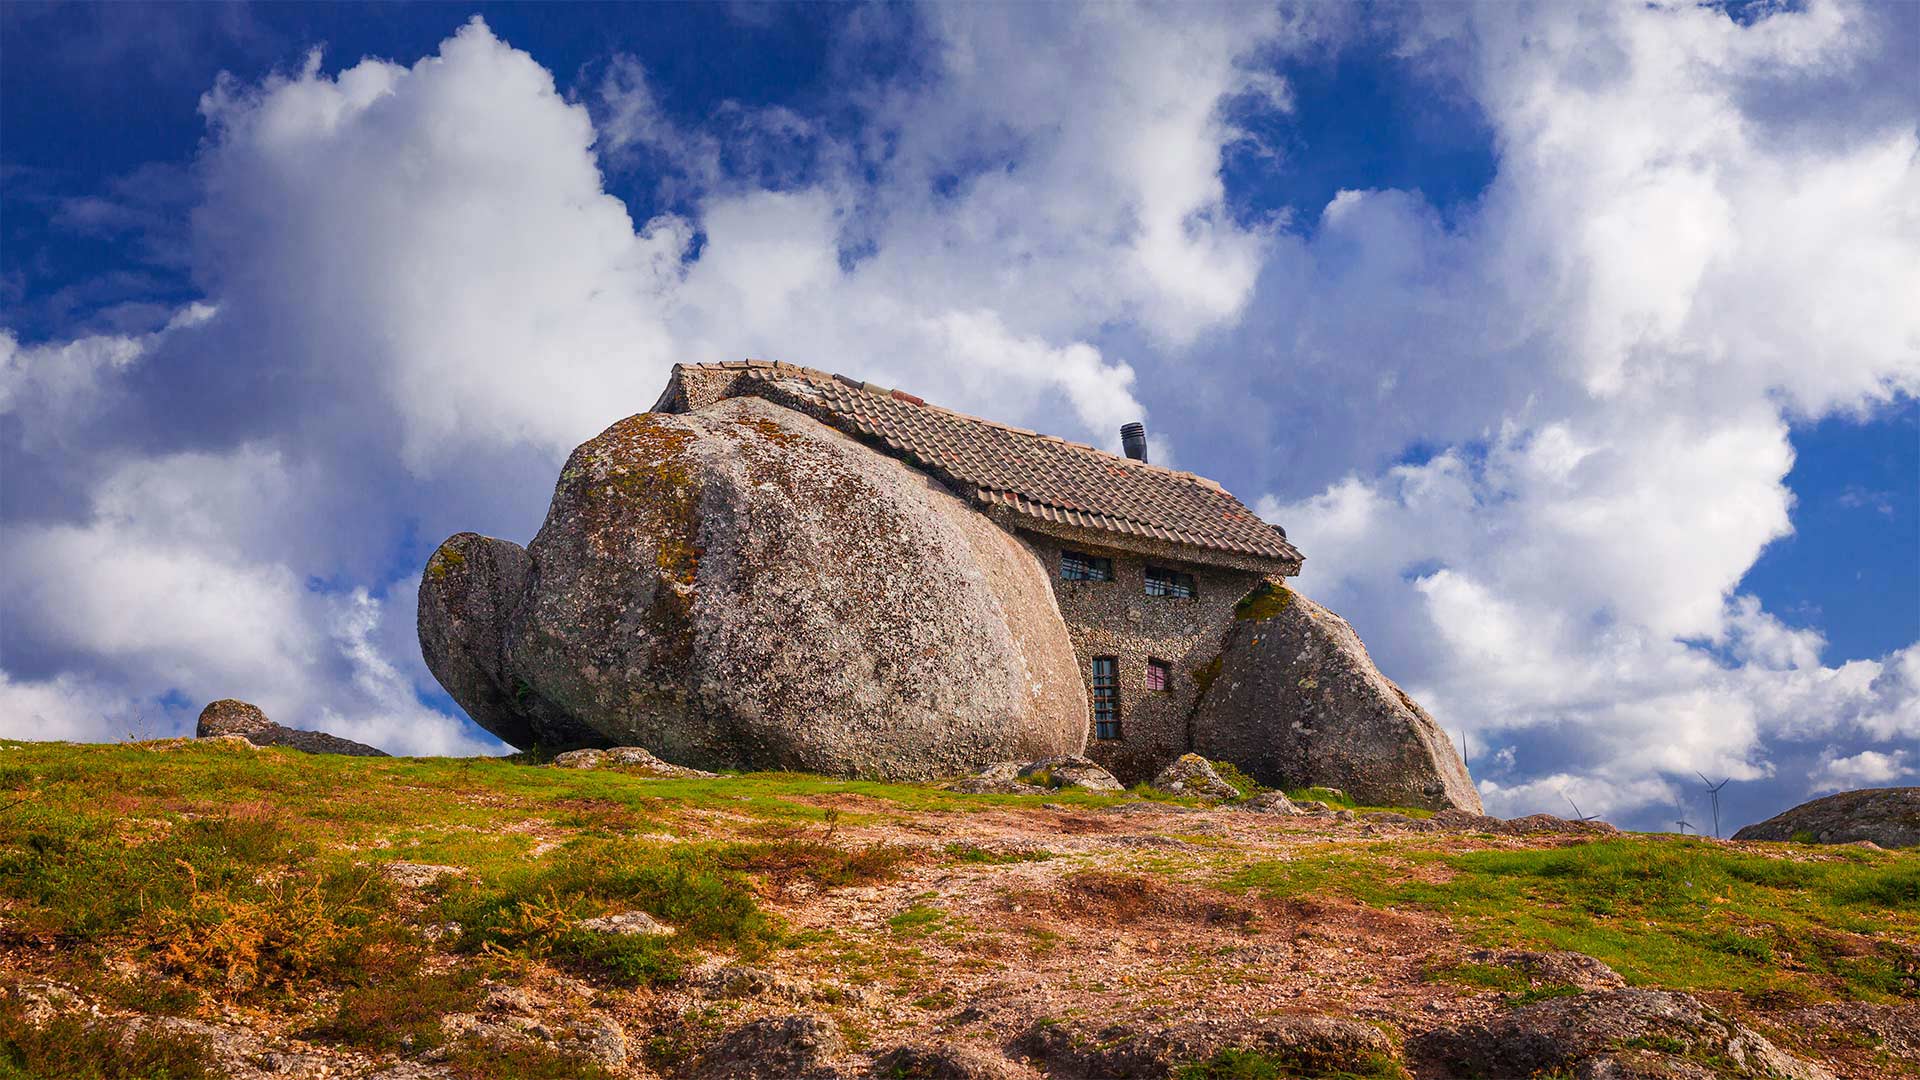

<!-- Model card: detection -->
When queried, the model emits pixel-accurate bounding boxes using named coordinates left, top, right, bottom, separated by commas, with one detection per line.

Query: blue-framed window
left=1091, top=656, right=1120, bottom=740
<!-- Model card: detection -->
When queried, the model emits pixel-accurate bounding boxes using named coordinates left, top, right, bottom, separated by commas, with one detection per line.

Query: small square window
left=1145, top=659, right=1170, bottom=692
left=1062, top=550, right=1115, bottom=582
left=1144, top=566, right=1196, bottom=599
left=1091, top=656, right=1121, bottom=740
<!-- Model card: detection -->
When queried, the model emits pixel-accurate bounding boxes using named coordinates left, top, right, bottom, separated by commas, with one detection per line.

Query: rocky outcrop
left=1190, top=588, right=1480, bottom=812
left=420, top=397, right=1088, bottom=779
left=550, top=746, right=716, bottom=777
left=1410, top=988, right=1833, bottom=1080
left=1150, top=754, right=1242, bottom=800
left=1732, top=787, right=1919, bottom=848
left=194, top=700, right=388, bottom=757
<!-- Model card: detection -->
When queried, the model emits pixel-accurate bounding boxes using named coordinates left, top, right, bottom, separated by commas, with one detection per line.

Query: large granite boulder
left=1190, top=587, right=1481, bottom=812
left=194, top=699, right=388, bottom=757
left=1732, top=787, right=1919, bottom=848
left=420, top=396, right=1088, bottom=778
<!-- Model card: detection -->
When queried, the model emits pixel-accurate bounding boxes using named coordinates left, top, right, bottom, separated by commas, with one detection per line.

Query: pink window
left=1145, top=659, right=1170, bottom=692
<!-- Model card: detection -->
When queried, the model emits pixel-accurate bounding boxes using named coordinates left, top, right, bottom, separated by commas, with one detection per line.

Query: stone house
left=653, top=359, right=1302, bottom=783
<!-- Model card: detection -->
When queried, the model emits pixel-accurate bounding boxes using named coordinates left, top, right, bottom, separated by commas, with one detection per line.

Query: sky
left=2, top=0, right=1915, bottom=833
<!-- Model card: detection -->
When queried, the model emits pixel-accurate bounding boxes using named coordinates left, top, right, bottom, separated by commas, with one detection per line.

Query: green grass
left=1222, top=837, right=1920, bottom=1002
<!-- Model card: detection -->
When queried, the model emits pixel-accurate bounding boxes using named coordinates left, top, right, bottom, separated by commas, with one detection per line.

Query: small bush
left=1209, top=761, right=1267, bottom=798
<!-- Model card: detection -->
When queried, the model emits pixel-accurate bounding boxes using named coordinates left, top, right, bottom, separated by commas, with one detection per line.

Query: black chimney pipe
left=1120, top=422, right=1148, bottom=462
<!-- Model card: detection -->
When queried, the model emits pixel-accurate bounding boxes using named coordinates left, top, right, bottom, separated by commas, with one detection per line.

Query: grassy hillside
left=1, top=739, right=1915, bottom=1079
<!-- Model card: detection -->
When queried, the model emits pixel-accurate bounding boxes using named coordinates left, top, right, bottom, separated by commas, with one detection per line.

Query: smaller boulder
left=550, top=746, right=717, bottom=778
left=1017, top=755, right=1123, bottom=793
left=195, top=699, right=388, bottom=757
left=1732, top=787, right=1919, bottom=848
left=1150, top=754, right=1243, bottom=800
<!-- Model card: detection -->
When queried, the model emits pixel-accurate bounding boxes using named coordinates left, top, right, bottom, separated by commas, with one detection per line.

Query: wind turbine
left=1563, top=793, right=1600, bottom=823
left=1673, top=806, right=1694, bottom=835
left=1696, top=772, right=1730, bottom=839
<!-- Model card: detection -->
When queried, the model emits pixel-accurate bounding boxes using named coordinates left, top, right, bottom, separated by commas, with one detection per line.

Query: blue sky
left=2, top=1, right=1915, bottom=832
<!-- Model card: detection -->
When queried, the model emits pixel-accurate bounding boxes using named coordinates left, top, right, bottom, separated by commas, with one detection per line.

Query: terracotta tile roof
left=658, top=359, right=1302, bottom=572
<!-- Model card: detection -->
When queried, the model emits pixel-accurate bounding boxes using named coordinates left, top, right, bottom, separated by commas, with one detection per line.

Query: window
left=1144, top=566, right=1196, bottom=599
left=1090, top=657, right=1120, bottom=740
left=1145, top=658, right=1170, bottom=692
left=1061, top=550, right=1115, bottom=582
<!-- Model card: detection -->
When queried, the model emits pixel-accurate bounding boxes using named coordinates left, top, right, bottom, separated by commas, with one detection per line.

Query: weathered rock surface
left=1732, top=787, right=1920, bottom=848
left=1190, top=588, right=1481, bottom=812
left=1410, top=989, right=1834, bottom=1080
left=1017, top=754, right=1124, bottom=792
left=1015, top=1015, right=1396, bottom=1079
left=550, top=746, right=717, bottom=777
left=420, top=397, right=1088, bottom=779
left=194, top=699, right=388, bottom=757
left=699, top=1013, right=848, bottom=1079
left=1150, top=753, right=1242, bottom=800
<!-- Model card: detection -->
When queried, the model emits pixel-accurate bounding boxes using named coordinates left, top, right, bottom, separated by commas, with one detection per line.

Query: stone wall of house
left=1021, top=532, right=1269, bottom=785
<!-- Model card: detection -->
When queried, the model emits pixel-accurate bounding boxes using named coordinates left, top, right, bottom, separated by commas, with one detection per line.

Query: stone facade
left=1017, top=532, right=1267, bottom=784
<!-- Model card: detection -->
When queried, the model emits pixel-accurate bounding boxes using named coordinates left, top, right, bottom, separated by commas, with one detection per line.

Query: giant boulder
left=420, top=395, right=1088, bottom=778
left=1190, top=587, right=1481, bottom=812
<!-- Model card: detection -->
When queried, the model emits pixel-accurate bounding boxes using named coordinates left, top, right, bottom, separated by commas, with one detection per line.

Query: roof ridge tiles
left=668, top=358, right=1297, bottom=568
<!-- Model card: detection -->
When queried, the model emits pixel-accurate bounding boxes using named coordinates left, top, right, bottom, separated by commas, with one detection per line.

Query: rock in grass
left=1016, top=755, right=1123, bottom=793
left=1463, top=949, right=1627, bottom=991
left=577, top=911, right=673, bottom=936
left=1410, top=988, right=1834, bottom=1080
left=1016, top=1015, right=1396, bottom=1079
left=382, top=862, right=466, bottom=889
left=550, top=746, right=717, bottom=777
left=1190, top=589, right=1480, bottom=812
left=420, top=397, right=1089, bottom=778
left=1150, top=753, right=1242, bottom=800
left=699, top=1013, right=846, bottom=1079
left=194, top=699, right=388, bottom=757
left=1232, top=790, right=1304, bottom=815
left=1732, top=787, right=1920, bottom=848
